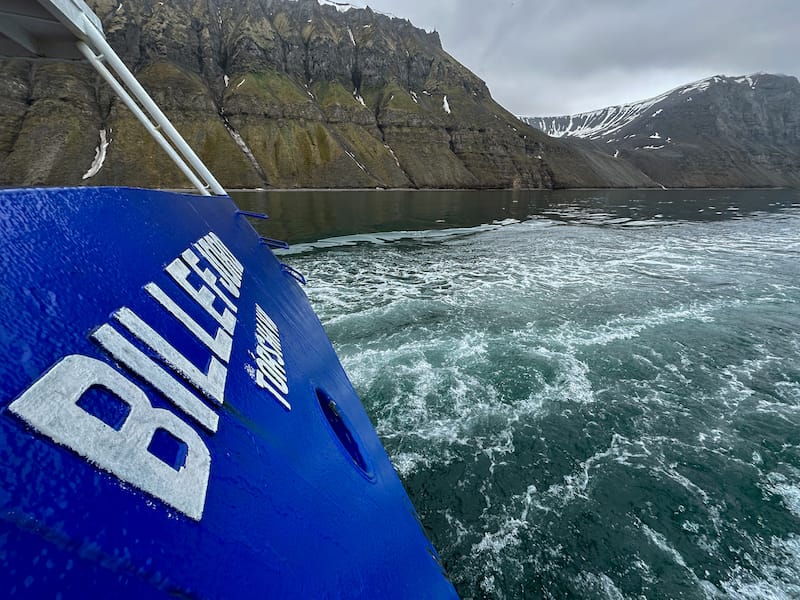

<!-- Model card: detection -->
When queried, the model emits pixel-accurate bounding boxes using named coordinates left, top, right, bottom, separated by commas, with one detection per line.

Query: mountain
left=0, top=0, right=652, bottom=190
left=520, top=74, right=800, bottom=188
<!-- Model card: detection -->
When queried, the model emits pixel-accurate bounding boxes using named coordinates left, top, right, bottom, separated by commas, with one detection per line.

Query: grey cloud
left=365, top=0, right=799, bottom=115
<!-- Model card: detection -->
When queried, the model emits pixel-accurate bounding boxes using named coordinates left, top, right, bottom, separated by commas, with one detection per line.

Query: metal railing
left=1, top=0, right=227, bottom=195
left=76, top=18, right=226, bottom=196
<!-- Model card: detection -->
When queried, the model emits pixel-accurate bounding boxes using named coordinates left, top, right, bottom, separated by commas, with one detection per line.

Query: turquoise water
left=238, top=189, right=800, bottom=598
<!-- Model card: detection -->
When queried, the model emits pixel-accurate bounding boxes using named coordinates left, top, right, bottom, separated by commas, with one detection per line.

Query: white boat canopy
left=0, top=0, right=102, bottom=60
left=0, top=0, right=227, bottom=196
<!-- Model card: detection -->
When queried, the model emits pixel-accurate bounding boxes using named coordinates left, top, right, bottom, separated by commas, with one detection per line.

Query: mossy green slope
left=0, top=0, right=654, bottom=190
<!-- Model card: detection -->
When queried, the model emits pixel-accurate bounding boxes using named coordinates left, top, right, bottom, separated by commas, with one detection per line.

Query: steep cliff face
left=521, top=74, right=800, bottom=188
left=0, top=0, right=653, bottom=190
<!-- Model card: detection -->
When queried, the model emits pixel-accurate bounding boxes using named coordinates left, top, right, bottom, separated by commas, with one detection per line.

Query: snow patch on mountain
left=678, top=76, right=720, bottom=95
left=353, top=90, right=366, bottom=107
left=734, top=75, right=758, bottom=89
left=319, top=0, right=356, bottom=12
left=317, top=0, right=397, bottom=18
left=519, top=74, right=764, bottom=140
left=82, top=129, right=111, bottom=179
left=345, top=150, right=367, bottom=171
left=522, top=93, right=667, bottom=140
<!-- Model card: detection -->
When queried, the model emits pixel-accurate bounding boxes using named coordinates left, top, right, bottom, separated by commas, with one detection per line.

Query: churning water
left=238, top=189, right=800, bottom=599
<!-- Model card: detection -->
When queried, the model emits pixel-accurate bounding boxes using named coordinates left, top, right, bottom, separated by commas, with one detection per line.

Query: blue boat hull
left=0, top=187, right=455, bottom=597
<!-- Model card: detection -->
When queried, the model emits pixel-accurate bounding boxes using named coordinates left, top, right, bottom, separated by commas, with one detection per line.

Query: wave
left=287, top=200, right=800, bottom=598
left=276, top=219, right=524, bottom=255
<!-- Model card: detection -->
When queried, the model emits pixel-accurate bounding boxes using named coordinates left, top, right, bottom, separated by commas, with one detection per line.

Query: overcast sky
left=355, top=0, right=799, bottom=116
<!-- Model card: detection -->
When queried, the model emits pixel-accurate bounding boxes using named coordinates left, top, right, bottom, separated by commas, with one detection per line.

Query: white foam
left=721, top=535, right=800, bottom=599
left=282, top=202, right=800, bottom=594
left=573, top=572, right=627, bottom=599
left=545, top=434, right=654, bottom=505
left=277, top=220, right=520, bottom=255
left=540, top=301, right=722, bottom=352
left=763, top=472, right=800, bottom=518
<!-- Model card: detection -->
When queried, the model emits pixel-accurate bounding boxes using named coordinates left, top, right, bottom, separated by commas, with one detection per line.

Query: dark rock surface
left=0, top=0, right=653, bottom=189
left=521, top=74, right=800, bottom=188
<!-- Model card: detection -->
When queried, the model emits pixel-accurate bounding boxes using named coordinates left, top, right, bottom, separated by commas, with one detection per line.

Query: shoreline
left=211, top=185, right=796, bottom=194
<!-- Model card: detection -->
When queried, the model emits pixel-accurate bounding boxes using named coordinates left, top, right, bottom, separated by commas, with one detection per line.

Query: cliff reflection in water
left=230, top=188, right=800, bottom=246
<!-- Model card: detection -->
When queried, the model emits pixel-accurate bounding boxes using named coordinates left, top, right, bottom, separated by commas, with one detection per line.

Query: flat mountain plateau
left=521, top=74, right=800, bottom=188
left=1, top=1, right=797, bottom=190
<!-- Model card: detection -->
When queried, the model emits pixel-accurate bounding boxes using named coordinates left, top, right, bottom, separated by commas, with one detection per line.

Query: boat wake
left=290, top=205, right=800, bottom=598
left=277, top=219, right=523, bottom=255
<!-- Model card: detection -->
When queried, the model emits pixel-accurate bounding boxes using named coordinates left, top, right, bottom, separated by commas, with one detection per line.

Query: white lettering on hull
left=8, top=355, right=211, bottom=521
left=114, top=307, right=229, bottom=406
left=253, top=304, right=290, bottom=411
left=145, top=282, right=233, bottom=363
left=6, top=232, right=290, bottom=521
left=91, top=324, right=220, bottom=433
left=166, top=255, right=236, bottom=334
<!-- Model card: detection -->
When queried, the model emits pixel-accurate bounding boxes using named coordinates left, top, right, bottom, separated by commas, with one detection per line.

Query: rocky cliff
left=0, top=0, right=652, bottom=190
left=520, top=74, right=800, bottom=188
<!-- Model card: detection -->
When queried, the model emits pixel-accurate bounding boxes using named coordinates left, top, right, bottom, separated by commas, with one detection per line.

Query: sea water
left=235, top=189, right=800, bottom=599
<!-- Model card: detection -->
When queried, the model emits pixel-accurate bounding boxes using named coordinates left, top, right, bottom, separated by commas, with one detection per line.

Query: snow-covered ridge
left=318, top=0, right=359, bottom=12
left=520, top=74, right=765, bottom=140
left=316, top=0, right=398, bottom=19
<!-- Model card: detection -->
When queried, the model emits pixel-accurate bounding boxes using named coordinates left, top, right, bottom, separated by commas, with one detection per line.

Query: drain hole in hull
left=316, top=388, right=371, bottom=477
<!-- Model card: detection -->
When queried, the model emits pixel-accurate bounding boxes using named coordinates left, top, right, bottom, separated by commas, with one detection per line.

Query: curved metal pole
left=77, top=42, right=211, bottom=196
left=80, top=15, right=227, bottom=196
